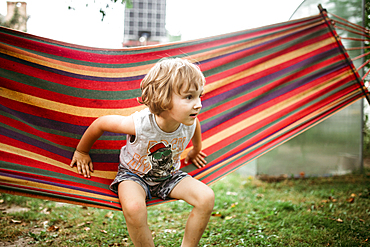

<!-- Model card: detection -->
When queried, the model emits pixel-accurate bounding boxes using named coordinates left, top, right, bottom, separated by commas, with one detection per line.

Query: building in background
left=123, top=0, right=167, bottom=47
left=2, top=2, right=28, bottom=32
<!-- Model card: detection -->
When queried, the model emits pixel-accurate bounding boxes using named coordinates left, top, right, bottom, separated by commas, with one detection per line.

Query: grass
left=1, top=171, right=370, bottom=246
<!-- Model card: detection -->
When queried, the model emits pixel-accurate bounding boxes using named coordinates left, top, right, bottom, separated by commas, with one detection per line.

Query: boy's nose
left=194, top=98, right=202, bottom=109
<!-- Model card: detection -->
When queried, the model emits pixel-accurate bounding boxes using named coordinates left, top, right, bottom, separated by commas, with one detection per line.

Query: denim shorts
left=110, top=165, right=190, bottom=200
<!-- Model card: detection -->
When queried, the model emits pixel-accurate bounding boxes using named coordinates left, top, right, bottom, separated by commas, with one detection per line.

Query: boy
left=70, top=58, right=215, bottom=247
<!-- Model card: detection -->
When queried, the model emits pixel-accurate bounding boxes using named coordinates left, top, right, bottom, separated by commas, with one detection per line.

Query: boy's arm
left=185, top=118, right=207, bottom=168
left=70, top=115, right=135, bottom=178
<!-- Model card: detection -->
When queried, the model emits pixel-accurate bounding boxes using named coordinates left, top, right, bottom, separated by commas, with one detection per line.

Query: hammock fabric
left=0, top=9, right=368, bottom=210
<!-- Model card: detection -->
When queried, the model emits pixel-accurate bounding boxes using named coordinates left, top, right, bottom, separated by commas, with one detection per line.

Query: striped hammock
left=0, top=9, right=368, bottom=210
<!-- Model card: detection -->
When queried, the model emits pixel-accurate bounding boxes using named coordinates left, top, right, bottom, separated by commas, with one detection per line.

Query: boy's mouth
left=190, top=113, right=197, bottom=117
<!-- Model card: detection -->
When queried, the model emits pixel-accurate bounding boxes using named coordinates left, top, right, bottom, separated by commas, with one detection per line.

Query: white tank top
left=119, top=108, right=196, bottom=183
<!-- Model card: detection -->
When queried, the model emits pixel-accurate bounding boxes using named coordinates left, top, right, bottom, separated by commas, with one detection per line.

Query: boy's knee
left=122, top=200, right=147, bottom=221
left=198, top=187, right=215, bottom=212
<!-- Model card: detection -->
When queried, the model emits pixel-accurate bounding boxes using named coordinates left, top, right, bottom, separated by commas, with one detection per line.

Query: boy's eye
left=186, top=95, right=193, bottom=100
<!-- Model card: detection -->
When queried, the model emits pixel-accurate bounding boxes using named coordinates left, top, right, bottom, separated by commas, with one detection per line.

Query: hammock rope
left=0, top=7, right=368, bottom=210
left=327, top=6, right=370, bottom=85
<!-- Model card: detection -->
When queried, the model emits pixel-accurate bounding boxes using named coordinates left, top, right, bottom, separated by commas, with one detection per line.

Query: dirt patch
left=363, top=157, right=370, bottom=168
left=0, top=237, right=35, bottom=247
left=1, top=205, right=30, bottom=214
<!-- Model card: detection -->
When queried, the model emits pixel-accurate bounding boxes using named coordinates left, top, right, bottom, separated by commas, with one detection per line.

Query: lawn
left=1, top=171, right=369, bottom=246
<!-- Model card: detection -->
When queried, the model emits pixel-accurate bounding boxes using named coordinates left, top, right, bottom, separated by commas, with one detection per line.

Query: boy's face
left=167, top=84, right=203, bottom=126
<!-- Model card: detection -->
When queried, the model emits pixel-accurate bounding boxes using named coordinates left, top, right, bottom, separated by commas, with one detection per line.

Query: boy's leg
left=169, top=177, right=215, bottom=247
left=118, top=181, right=154, bottom=247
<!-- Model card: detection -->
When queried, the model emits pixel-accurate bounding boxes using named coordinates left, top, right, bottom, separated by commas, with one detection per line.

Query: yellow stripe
left=0, top=86, right=146, bottom=117
left=0, top=175, right=120, bottom=203
left=0, top=143, right=117, bottom=179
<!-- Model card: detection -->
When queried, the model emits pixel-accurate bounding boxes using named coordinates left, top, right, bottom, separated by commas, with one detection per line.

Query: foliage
left=1, top=172, right=369, bottom=246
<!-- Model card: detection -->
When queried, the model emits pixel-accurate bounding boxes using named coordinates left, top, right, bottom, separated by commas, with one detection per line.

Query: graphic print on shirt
left=144, top=142, right=174, bottom=182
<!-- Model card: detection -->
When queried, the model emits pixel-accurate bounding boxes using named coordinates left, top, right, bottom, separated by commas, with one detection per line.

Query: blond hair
left=139, top=58, right=205, bottom=115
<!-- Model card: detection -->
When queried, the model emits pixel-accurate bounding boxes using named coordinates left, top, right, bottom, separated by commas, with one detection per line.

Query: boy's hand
left=185, top=150, right=207, bottom=168
left=70, top=150, right=94, bottom=178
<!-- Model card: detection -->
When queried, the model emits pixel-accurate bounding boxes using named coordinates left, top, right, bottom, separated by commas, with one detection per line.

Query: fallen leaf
left=40, top=208, right=51, bottom=214
left=211, top=212, right=222, bottom=217
left=231, top=202, right=238, bottom=208
left=77, top=222, right=86, bottom=227
left=225, top=215, right=236, bottom=220
left=350, top=193, right=356, bottom=197
left=346, top=197, right=355, bottom=203
left=359, top=219, right=365, bottom=222
left=47, top=225, right=59, bottom=232
left=84, top=227, right=91, bottom=231
left=10, top=219, right=21, bottom=224
left=105, top=211, right=114, bottom=219
left=100, top=230, right=107, bottom=234
left=226, top=191, right=237, bottom=196
left=337, top=218, right=343, bottom=223
left=42, top=221, right=49, bottom=227
left=256, top=194, right=264, bottom=199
